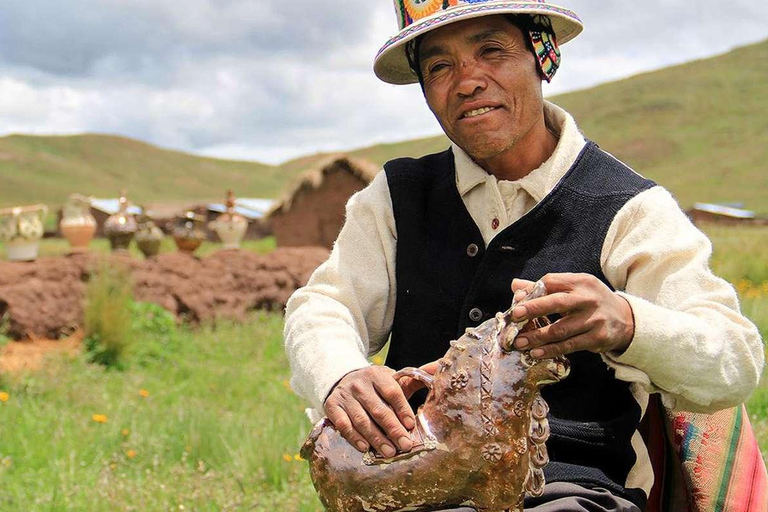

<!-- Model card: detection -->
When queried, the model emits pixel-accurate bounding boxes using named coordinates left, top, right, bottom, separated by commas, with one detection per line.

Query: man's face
left=418, top=15, right=545, bottom=163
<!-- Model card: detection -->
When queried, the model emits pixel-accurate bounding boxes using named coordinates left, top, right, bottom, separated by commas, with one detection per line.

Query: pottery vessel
left=103, top=192, right=137, bottom=252
left=209, top=190, right=248, bottom=249
left=302, top=282, right=570, bottom=512
left=173, top=211, right=206, bottom=254
left=60, top=194, right=96, bottom=252
left=0, top=204, right=48, bottom=261
left=135, top=212, right=164, bottom=258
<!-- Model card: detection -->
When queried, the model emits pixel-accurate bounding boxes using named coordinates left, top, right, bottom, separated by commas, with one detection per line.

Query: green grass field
left=0, top=225, right=766, bottom=511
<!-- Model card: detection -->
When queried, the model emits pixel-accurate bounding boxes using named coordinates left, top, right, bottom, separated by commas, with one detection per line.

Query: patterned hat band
left=375, top=1, right=583, bottom=84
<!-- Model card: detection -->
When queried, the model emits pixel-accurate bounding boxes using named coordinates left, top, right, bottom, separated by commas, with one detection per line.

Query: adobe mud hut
left=268, top=156, right=379, bottom=249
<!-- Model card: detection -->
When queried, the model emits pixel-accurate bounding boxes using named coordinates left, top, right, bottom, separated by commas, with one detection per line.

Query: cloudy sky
left=1, top=1, right=767, bottom=164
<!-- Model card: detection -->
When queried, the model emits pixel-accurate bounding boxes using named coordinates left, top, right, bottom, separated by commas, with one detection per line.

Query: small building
left=687, top=202, right=760, bottom=226
left=268, top=156, right=379, bottom=248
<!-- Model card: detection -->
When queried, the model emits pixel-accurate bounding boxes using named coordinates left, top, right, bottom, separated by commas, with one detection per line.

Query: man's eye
left=427, top=63, right=448, bottom=74
left=481, top=46, right=502, bottom=56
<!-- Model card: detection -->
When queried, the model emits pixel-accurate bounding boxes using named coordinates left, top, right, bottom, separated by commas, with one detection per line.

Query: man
left=285, top=1, right=764, bottom=510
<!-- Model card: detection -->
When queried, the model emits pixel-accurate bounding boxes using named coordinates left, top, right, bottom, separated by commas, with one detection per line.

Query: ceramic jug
left=104, top=192, right=137, bottom=252
left=173, top=211, right=206, bottom=254
left=60, top=194, right=97, bottom=252
left=209, top=190, right=248, bottom=249
left=0, top=204, right=48, bottom=261
left=135, top=211, right=164, bottom=258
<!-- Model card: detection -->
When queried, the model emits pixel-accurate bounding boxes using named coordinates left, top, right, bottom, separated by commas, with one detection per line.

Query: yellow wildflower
left=126, top=449, right=137, bottom=459
left=92, top=414, right=108, bottom=423
left=121, top=429, right=130, bottom=437
left=282, top=454, right=292, bottom=462
left=0, top=391, right=9, bottom=403
left=139, top=389, right=150, bottom=398
left=185, top=445, right=192, bottom=453
left=294, top=454, right=303, bottom=461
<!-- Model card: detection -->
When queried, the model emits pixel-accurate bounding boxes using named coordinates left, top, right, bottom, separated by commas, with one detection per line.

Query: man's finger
left=374, top=378, right=416, bottom=433
left=511, top=278, right=535, bottom=293
left=515, top=316, right=588, bottom=349
left=357, top=386, right=412, bottom=453
left=529, top=332, right=595, bottom=359
left=325, top=403, right=369, bottom=453
left=346, top=399, right=397, bottom=457
left=513, top=291, right=576, bottom=321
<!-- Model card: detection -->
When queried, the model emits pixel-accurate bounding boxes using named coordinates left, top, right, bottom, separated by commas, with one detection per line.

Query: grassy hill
left=0, top=134, right=287, bottom=208
left=1, top=38, right=766, bottom=214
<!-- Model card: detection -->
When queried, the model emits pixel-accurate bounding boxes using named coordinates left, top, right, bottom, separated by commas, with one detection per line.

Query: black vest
left=384, top=142, right=656, bottom=509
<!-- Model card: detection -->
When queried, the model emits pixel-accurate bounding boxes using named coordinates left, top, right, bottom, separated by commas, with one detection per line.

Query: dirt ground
left=0, top=331, right=82, bottom=373
left=0, top=247, right=329, bottom=340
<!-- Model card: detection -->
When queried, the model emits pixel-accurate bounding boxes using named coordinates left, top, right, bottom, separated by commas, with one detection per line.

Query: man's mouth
left=462, top=106, right=498, bottom=119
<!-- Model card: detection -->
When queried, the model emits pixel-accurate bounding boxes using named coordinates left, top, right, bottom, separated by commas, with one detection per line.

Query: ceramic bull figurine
left=301, top=281, right=570, bottom=512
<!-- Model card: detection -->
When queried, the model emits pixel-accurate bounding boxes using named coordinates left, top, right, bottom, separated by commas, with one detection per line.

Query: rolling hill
left=1, top=38, right=766, bottom=214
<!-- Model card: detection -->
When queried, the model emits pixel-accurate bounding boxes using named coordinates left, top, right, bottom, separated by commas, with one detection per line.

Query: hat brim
left=374, top=1, right=583, bottom=85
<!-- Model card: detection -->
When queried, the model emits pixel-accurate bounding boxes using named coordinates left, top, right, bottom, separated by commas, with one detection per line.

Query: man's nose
left=455, top=59, right=486, bottom=97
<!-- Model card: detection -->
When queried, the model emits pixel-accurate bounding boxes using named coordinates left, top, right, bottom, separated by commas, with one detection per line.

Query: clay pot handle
left=393, top=367, right=434, bottom=390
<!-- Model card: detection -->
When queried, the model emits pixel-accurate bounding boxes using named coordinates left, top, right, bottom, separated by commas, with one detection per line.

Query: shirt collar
left=453, top=101, right=586, bottom=201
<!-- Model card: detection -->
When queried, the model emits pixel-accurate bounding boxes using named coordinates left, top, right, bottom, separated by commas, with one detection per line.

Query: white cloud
left=0, top=0, right=766, bottom=164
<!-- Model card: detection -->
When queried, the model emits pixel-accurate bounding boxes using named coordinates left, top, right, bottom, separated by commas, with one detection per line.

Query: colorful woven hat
left=374, top=0, right=583, bottom=85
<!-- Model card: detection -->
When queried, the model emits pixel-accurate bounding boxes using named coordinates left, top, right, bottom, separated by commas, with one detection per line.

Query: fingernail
left=397, top=436, right=411, bottom=451
left=515, top=337, right=529, bottom=349
left=356, top=441, right=368, bottom=452
left=403, top=416, right=415, bottom=430
left=530, top=349, right=544, bottom=358
left=513, top=306, right=526, bottom=320
left=381, top=444, right=396, bottom=457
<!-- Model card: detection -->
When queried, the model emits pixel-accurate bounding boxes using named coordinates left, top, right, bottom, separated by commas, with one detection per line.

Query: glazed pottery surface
left=60, top=194, right=97, bottom=251
left=135, top=213, right=164, bottom=258
left=0, top=204, right=48, bottom=261
left=302, top=282, right=570, bottom=512
left=210, top=190, right=248, bottom=249
left=104, top=193, right=137, bottom=252
left=173, top=212, right=206, bottom=254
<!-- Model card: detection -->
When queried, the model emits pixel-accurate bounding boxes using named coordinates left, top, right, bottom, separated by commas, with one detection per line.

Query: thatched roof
left=268, top=155, right=380, bottom=216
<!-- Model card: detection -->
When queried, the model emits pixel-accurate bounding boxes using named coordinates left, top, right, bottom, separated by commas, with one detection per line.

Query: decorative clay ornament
left=302, top=281, right=569, bottom=512
left=59, top=194, right=96, bottom=252
left=0, top=204, right=48, bottom=261
left=135, top=211, right=164, bottom=258
left=173, top=211, right=207, bottom=254
left=103, top=191, right=137, bottom=252
left=209, top=190, right=248, bottom=249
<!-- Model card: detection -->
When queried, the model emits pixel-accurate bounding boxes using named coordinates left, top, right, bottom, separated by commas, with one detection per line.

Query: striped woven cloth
left=665, top=404, right=768, bottom=511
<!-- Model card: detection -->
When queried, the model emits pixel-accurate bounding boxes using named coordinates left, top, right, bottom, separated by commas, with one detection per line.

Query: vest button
left=469, top=308, right=483, bottom=322
left=466, top=243, right=479, bottom=257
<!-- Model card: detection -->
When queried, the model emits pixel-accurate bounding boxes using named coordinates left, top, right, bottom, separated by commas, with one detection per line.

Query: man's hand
left=324, top=366, right=417, bottom=457
left=511, top=273, right=635, bottom=358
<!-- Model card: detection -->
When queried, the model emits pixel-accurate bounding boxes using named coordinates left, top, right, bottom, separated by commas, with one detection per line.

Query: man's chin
left=458, top=140, right=517, bottom=164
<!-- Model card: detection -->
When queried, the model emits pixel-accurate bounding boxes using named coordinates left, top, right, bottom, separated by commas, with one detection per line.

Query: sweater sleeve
left=600, top=186, right=764, bottom=412
left=283, top=171, right=398, bottom=418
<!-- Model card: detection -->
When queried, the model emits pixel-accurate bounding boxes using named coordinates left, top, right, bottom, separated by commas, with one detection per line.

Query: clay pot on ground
left=104, top=192, right=137, bottom=252
left=173, top=212, right=206, bottom=254
left=60, top=194, right=96, bottom=252
left=135, top=212, right=164, bottom=258
left=0, top=204, right=48, bottom=261
left=209, top=190, right=248, bottom=250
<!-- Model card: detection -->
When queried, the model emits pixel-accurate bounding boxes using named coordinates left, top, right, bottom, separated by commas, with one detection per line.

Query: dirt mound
left=0, top=247, right=329, bottom=340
